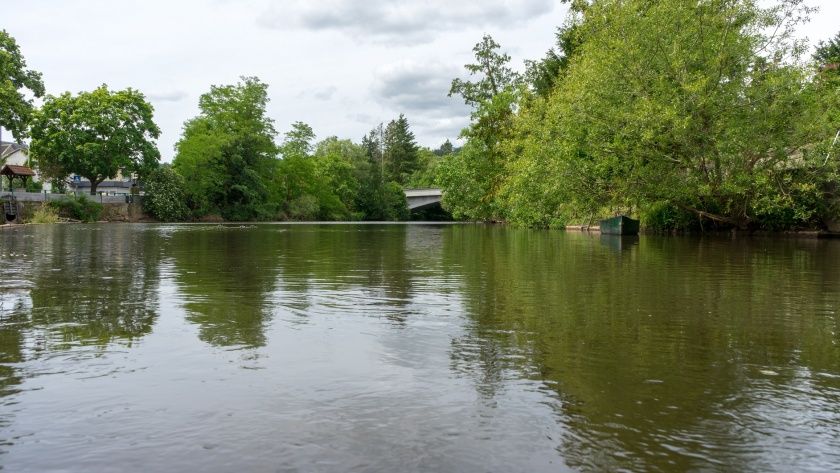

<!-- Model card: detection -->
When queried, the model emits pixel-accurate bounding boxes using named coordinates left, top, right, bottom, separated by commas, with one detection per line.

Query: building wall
left=2, top=199, right=149, bottom=224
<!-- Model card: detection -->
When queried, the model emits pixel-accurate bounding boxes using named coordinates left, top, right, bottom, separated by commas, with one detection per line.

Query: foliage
left=455, top=0, right=833, bottom=232
left=278, top=123, right=350, bottom=220
left=434, top=139, right=456, bottom=156
left=142, top=165, right=190, bottom=221
left=641, top=202, right=700, bottom=233
left=173, top=77, right=277, bottom=221
left=354, top=125, right=410, bottom=221
left=25, top=179, right=42, bottom=192
left=27, top=204, right=60, bottom=224
left=814, top=31, right=840, bottom=70
left=524, top=21, right=582, bottom=97
left=355, top=170, right=410, bottom=221
left=405, top=148, right=442, bottom=188
left=314, top=137, right=366, bottom=218
left=449, top=35, right=521, bottom=106
left=440, top=89, right=518, bottom=221
left=30, top=85, right=160, bottom=194
left=0, top=30, right=45, bottom=141
left=280, top=121, right=316, bottom=158
left=49, top=194, right=103, bottom=222
left=441, top=34, right=522, bottom=222
left=287, top=194, right=320, bottom=220
left=383, top=114, right=420, bottom=184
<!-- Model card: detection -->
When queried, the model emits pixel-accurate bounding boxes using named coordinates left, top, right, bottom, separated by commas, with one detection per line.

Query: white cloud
left=147, top=91, right=188, bottom=102
left=258, top=0, right=557, bottom=43
left=369, top=61, right=471, bottom=144
left=5, top=0, right=837, bottom=159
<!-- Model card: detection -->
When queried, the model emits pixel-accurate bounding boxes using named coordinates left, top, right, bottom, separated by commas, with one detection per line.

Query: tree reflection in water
left=443, top=226, right=840, bottom=472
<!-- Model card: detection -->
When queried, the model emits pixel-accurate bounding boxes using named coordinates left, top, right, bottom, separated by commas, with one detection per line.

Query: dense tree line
left=1, top=28, right=443, bottom=221
left=167, top=78, right=438, bottom=221
left=440, top=0, right=840, bottom=232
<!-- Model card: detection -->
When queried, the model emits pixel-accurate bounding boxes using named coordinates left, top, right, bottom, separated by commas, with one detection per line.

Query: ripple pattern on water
left=0, top=224, right=839, bottom=472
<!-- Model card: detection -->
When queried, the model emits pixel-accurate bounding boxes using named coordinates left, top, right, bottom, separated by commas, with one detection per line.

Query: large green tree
left=313, top=137, right=366, bottom=217
left=383, top=114, right=419, bottom=184
left=356, top=125, right=409, bottom=221
left=441, top=35, right=520, bottom=221
left=173, top=77, right=277, bottom=220
left=277, top=122, right=350, bottom=220
left=503, top=0, right=827, bottom=231
left=0, top=30, right=45, bottom=141
left=449, top=35, right=521, bottom=107
left=142, top=164, right=190, bottom=221
left=30, top=85, right=160, bottom=194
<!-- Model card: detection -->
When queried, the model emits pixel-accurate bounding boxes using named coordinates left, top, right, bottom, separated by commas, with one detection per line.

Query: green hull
left=600, top=215, right=640, bottom=235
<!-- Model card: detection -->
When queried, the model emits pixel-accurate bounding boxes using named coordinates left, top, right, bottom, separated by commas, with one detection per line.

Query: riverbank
left=565, top=224, right=840, bottom=239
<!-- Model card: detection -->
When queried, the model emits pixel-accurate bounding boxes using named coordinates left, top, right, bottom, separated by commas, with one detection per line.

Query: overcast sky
left=4, top=0, right=840, bottom=160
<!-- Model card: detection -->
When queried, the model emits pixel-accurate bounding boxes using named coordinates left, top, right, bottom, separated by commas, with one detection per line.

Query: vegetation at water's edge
left=26, top=204, right=60, bottom=224
left=48, top=195, right=103, bottom=223
left=2, top=0, right=840, bottom=231
left=440, top=0, right=840, bottom=233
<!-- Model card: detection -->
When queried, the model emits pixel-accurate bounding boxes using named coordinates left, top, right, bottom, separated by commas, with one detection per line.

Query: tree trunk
left=679, top=203, right=749, bottom=230
left=89, top=178, right=100, bottom=195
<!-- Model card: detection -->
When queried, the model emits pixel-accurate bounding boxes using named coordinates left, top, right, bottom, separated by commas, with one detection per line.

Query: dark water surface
left=1, top=224, right=839, bottom=472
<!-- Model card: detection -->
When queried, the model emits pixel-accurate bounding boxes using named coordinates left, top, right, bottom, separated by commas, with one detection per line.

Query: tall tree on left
left=30, top=85, right=161, bottom=194
left=0, top=30, right=45, bottom=141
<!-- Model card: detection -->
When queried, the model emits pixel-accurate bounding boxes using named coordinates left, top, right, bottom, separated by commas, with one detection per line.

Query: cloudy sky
left=5, top=0, right=840, bottom=160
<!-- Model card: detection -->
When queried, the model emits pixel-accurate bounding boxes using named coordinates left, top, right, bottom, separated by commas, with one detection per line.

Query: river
left=1, top=223, right=839, bottom=472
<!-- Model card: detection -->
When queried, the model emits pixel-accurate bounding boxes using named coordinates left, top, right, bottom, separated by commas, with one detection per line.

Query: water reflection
left=167, top=226, right=283, bottom=348
left=0, top=224, right=838, bottom=472
left=442, top=226, right=840, bottom=471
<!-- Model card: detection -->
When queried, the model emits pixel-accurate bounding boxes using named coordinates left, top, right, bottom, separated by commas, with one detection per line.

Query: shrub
left=641, top=202, right=699, bottom=233
left=28, top=204, right=60, bottom=224
left=142, top=166, right=190, bottom=221
left=25, top=180, right=43, bottom=192
left=288, top=194, right=319, bottom=220
left=49, top=195, right=103, bottom=222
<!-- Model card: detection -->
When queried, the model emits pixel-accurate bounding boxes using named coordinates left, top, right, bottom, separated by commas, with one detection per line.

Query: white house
left=0, top=141, right=47, bottom=192
left=0, top=141, right=29, bottom=167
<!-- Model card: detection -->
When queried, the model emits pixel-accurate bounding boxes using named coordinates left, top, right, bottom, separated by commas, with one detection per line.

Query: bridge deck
left=404, top=188, right=443, bottom=210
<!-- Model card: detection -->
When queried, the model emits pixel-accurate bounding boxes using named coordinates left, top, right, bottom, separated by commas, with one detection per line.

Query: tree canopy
left=437, top=0, right=839, bottom=232
left=173, top=77, right=278, bottom=220
left=0, top=29, right=45, bottom=141
left=30, top=85, right=160, bottom=194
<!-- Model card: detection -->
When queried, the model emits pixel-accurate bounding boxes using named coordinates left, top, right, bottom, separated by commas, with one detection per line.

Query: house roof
left=0, top=141, right=29, bottom=159
left=1, top=164, right=36, bottom=177
left=70, top=180, right=133, bottom=188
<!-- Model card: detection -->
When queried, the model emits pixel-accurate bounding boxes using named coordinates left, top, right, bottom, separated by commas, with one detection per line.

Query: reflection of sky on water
left=0, top=224, right=838, bottom=472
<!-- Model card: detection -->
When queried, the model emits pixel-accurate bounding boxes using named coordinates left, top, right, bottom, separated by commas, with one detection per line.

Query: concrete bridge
left=404, top=188, right=443, bottom=210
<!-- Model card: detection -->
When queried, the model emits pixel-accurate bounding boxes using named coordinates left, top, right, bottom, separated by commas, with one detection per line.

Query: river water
left=1, top=223, right=839, bottom=472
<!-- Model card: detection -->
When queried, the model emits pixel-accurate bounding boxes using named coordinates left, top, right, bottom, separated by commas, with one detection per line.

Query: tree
left=524, top=22, right=583, bottom=97
left=30, top=85, right=160, bottom=194
left=314, top=137, right=366, bottom=217
left=142, top=165, right=190, bottom=221
left=449, top=35, right=521, bottom=107
left=406, top=147, right=443, bottom=189
left=277, top=121, right=350, bottom=220
left=814, top=31, right=840, bottom=69
left=173, top=77, right=277, bottom=221
left=443, top=35, right=520, bottom=221
left=355, top=125, right=409, bottom=221
left=280, top=121, right=316, bottom=159
left=503, top=0, right=823, bottom=230
left=434, top=139, right=455, bottom=156
left=0, top=30, right=45, bottom=141
left=383, top=114, right=419, bottom=184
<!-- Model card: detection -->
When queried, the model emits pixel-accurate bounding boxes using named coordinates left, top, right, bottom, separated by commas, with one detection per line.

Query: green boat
left=599, top=215, right=640, bottom=235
